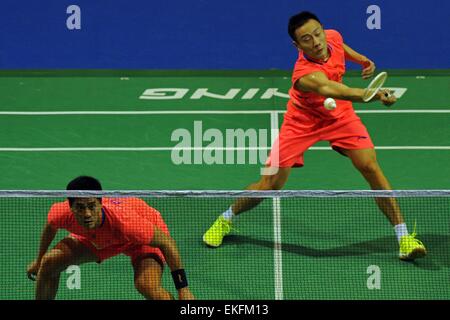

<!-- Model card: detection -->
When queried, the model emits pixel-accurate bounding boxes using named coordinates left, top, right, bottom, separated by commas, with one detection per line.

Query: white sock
left=222, top=207, right=234, bottom=221
left=394, top=223, right=408, bottom=243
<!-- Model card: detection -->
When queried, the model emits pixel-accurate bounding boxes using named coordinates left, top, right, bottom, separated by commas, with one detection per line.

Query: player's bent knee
left=39, top=253, right=66, bottom=277
left=135, top=276, right=152, bottom=293
left=147, top=288, right=168, bottom=300
left=135, top=280, right=165, bottom=300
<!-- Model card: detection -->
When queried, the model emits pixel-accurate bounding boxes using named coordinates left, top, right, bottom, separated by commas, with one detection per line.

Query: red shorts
left=267, top=103, right=374, bottom=168
left=70, top=233, right=165, bottom=268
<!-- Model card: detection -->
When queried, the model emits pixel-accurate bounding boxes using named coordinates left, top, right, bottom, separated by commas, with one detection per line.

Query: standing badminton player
left=203, top=11, right=426, bottom=261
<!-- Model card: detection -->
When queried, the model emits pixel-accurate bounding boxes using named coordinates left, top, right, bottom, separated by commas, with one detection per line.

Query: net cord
left=0, top=190, right=449, bottom=198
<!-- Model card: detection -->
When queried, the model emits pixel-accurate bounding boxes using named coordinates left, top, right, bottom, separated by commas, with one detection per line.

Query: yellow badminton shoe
left=399, top=233, right=427, bottom=261
left=203, top=216, right=232, bottom=247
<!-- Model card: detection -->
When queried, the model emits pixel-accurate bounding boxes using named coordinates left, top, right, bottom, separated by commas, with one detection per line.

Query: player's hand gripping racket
left=362, top=71, right=389, bottom=102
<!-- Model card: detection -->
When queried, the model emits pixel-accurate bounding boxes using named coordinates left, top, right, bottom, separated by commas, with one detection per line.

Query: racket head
left=363, top=71, right=388, bottom=102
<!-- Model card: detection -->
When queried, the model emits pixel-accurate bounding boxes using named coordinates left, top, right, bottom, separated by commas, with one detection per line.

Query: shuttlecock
left=324, top=98, right=336, bottom=110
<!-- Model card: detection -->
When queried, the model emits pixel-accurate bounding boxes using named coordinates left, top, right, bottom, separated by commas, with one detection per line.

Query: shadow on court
left=223, top=234, right=450, bottom=269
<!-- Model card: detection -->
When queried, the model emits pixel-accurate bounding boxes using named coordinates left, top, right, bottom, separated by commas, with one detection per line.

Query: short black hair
left=288, top=11, right=321, bottom=42
left=66, top=176, right=102, bottom=206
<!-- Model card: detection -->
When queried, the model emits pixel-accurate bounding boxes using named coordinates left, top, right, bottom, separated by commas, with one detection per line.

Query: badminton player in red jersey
left=27, top=176, right=194, bottom=300
left=204, top=11, right=426, bottom=261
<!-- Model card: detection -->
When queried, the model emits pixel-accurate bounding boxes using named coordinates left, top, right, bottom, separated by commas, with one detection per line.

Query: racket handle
left=27, top=272, right=37, bottom=281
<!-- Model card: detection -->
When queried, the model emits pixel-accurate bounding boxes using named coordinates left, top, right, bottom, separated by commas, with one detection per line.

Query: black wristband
left=171, top=269, right=188, bottom=290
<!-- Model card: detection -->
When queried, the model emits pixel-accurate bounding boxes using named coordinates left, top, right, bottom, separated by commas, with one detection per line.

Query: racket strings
left=363, top=72, right=387, bottom=101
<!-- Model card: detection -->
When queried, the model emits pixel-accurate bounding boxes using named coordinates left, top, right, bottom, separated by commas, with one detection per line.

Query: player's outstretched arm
left=297, top=71, right=366, bottom=102
left=27, top=223, right=58, bottom=281
left=343, top=43, right=375, bottom=79
left=297, top=72, right=396, bottom=105
left=150, top=226, right=195, bottom=300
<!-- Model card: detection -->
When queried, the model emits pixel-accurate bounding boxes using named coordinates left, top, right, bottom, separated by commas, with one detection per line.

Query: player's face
left=293, top=19, right=328, bottom=60
left=71, top=198, right=102, bottom=229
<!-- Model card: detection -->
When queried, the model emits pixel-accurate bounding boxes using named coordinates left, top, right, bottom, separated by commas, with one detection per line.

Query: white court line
left=0, top=147, right=270, bottom=152
left=270, top=111, right=279, bottom=145
left=269, top=111, right=283, bottom=300
left=0, top=146, right=450, bottom=152
left=272, top=197, right=283, bottom=300
left=0, top=109, right=450, bottom=115
left=0, top=110, right=275, bottom=115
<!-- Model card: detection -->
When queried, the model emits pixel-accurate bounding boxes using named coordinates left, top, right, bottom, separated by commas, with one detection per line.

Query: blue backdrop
left=1, top=0, right=448, bottom=69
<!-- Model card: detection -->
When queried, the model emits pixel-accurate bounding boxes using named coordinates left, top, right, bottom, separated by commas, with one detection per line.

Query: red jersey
left=289, top=29, right=354, bottom=120
left=47, top=198, right=169, bottom=251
